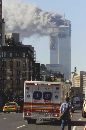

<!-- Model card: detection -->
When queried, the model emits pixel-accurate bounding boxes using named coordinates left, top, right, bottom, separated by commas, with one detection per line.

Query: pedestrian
left=60, top=97, right=72, bottom=130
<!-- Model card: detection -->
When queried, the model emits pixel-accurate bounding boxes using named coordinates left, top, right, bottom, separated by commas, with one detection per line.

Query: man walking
left=60, top=97, right=72, bottom=130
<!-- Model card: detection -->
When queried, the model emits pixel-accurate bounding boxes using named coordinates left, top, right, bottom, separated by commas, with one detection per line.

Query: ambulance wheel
left=27, top=119, right=36, bottom=124
left=27, top=119, right=31, bottom=124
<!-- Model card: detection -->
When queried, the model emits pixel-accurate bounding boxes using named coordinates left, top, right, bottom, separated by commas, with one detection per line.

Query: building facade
left=71, top=71, right=86, bottom=99
left=0, top=0, right=2, bottom=45
left=80, top=71, right=86, bottom=98
left=0, top=34, right=40, bottom=98
left=72, top=74, right=80, bottom=88
left=50, top=20, right=71, bottom=80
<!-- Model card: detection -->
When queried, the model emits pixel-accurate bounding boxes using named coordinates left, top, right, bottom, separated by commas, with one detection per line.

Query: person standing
left=60, top=97, right=72, bottom=130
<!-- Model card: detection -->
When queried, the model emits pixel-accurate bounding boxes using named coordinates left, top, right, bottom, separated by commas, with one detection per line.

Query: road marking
left=72, top=118, right=81, bottom=130
left=79, top=118, right=81, bottom=121
left=3, top=118, right=7, bottom=119
left=72, top=126, right=76, bottom=130
left=17, top=125, right=25, bottom=129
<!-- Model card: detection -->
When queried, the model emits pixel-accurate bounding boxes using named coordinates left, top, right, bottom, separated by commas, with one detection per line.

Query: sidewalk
left=72, top=126, right=85, bottom=130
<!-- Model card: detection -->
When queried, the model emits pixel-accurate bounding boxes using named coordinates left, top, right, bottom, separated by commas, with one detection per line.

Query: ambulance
left=23, top=80, right=67, bottom=124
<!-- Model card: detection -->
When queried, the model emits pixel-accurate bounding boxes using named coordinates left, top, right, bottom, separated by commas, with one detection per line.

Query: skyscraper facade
left=49, top=20, right=71, bottom=80
left=0, top=0, right=2, bottom=45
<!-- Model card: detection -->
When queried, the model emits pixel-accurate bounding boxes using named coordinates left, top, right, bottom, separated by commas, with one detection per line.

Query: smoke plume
left=3, top=0, right=66, bottom=38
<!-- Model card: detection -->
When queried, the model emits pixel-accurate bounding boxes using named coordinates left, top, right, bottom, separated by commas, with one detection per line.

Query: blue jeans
left=61, top=119, right=66, bottom=130
left=61, top=119, right=71, bottom=130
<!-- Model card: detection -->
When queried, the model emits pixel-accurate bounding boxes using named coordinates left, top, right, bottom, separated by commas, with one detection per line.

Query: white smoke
left=3, top=0, right=65, bottom=38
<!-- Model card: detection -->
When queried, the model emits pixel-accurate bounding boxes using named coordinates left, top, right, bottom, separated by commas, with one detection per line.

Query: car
left=3, top=102, right=20, bottom=113
left=13, top=97, right=24, bottom=113
left=82, top=100, right=86, bottom=117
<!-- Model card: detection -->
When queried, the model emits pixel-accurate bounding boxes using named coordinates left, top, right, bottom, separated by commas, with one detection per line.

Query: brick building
left=0, top=34, right=40, bottom=98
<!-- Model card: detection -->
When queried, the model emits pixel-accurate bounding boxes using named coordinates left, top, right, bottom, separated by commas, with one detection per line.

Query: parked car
left=72, top=96, right=81, bottom=110
left=3, top=102, right=20, bottom=113
left=82, top=100, right=86, bottom=117
left=13, top=96, right=24, bottom=113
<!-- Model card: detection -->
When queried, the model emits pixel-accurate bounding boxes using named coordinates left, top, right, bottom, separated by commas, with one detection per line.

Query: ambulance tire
left=50, top=119, right=58, bottom=125
left=27, top=119, right=36, bottom=124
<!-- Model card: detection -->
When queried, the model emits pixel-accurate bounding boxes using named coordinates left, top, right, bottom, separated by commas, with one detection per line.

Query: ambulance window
left=33, top=91, right=42, bottom=100
left=55, top=95, right=58, bottom=99
left=56, top=87, right=59, bottom=90
left=43, top=92, right=52, bottom=100
left=26, top=87, right=29, bottom=90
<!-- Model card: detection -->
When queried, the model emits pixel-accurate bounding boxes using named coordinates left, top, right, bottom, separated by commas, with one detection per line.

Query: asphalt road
left=0, top=110, right=85, bottom=130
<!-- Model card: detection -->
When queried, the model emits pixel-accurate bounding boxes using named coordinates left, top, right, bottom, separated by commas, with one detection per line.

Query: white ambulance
left=23, top=80, right=67, bottom=124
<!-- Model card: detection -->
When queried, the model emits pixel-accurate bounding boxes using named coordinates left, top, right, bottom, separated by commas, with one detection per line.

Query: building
left=0, top=33, right=40, bottom=98
left=71, top=71, right=86, bottom=99
left=72, top=74, right=80, bottom=88
left=34, top=63, right=40, bottom=81
left=40, top=64, right=64, bottom=82
left=5, top=33, right=20, bottom=43
left=0, top=0, right=40, bottom=99
left=46, top=64, right=64, bottom=74
left=71, top=74, right=81, bottom=97
left=0, top=0, right=2, bottom=45
left=49, top=20, right=71, bottom=80
left=80, top=71, right=86, bottom=98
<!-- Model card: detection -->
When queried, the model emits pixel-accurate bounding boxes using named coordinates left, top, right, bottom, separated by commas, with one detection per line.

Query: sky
left=3, top=0, right=86, bottom=72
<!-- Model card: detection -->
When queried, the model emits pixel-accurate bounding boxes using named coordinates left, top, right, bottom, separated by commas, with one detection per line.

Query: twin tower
left=48, top=21, right=71, bottom=80
left=0, top=0, right=71, bottom=80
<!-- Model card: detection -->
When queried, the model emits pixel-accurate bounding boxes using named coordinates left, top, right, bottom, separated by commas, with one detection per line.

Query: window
left=3, top=61, right=6, bottom=67
left=0, top=53, right=1, bottom=58
left=10, top=52, right=12, bottom=57
left=33, top=91, right=42, bottom=100
left=16, top=61, right=20, bottom=67
left=0, top=33, right=2, bottom=38
left=23, top=53, right=25, bottom=58
left=55, top=95, right=58, bottom=99
left=17, top=70, right=20, bottom=75
left=23, top=62, right=26, bottom=67
left=10, top=61, right=13, bottom=69
left=56, top=87, right=59, bottom=90
left=3, top=52, right=6, bottom=57
left=22, top=72, right=26, bottom=77
left=43, top=92, right=52, bottom=100
left=1, top=52, right=4, bottom=57
left=16, top=79, right=20, bottom=85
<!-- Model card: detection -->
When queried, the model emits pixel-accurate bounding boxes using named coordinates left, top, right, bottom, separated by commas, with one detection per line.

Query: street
left=0, top=110, right=85, bottom=130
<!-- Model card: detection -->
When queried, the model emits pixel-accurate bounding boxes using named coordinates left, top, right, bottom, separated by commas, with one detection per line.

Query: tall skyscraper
left=0, top=0, right=2, bottom=45
left=49, top=20, right=71, bottom=80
